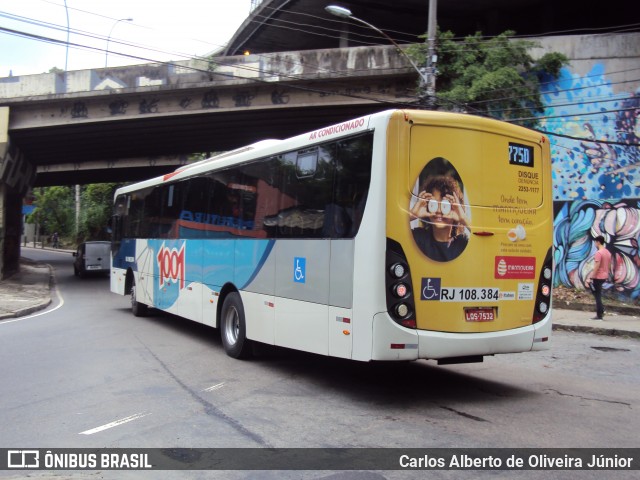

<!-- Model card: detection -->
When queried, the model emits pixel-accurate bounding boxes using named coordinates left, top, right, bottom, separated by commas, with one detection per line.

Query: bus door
left=403, top=123, right=547, bottom=333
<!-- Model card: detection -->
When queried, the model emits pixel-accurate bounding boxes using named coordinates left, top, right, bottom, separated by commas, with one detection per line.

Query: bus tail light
left=394, top=283, right=409, bottom=298
left=532, top=248, right=553, bottom=324
left=386, top=239, right=416, bottom=329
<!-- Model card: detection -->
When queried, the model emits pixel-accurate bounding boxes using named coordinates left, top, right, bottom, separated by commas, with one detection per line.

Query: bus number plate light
left=464, top=307, right=495, bottom=322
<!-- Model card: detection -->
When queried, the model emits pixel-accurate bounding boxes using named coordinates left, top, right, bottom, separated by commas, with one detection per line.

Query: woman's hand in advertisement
left=410, top=191, right=435, bottom=220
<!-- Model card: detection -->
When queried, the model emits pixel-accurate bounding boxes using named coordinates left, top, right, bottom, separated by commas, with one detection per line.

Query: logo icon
left=8, top=450, right=39, bottom=469
left=157, top=243, right=185, bottom=289
left=293, top=257, right=306, bottom=283
left=495, top=256, right=536, bottom=279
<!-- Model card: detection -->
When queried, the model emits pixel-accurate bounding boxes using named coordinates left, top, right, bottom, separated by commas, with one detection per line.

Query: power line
left=3, top=19, right=634, bottom=130
left=35, top=0, right=232, bottom=51
left=0, top=10, right=225, bottom=68
left=536, top=129, right=640, bottom=147
left=5, top=4, right=637, bottom=101
left=2, top=6, right=637, bottom=147
left=0, top=7, right=414, bottom=83
left=480, top=88, right=640, bottom=118
left=510, top=106, right=638, bottom=123
left=0, top=25, right=419, bottom=108
left=1, top=3, right=428, bottom=98
left=469, top=74, right=640, bottom=110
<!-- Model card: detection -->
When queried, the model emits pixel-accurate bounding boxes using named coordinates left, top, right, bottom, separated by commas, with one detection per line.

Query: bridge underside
left=6, top=51, right=416, bottom=186
left=16, top=103, right=391, bottom=186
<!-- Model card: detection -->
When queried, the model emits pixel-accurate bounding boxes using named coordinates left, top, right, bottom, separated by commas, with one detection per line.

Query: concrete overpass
left=0, top=45, right=417, bottom=275
left=1, top=45, right=416, bottom=187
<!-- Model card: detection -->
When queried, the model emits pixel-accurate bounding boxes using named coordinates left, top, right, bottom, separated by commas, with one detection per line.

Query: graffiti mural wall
left=541, top=65, right=640, bottom=298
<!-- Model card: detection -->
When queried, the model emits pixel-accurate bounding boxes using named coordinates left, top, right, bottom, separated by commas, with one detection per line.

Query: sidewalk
left=0, top=259, right=53, bottom=320
left=552, top=306, right=640, bottom=339
left=1, top=258, right=639, bottom=339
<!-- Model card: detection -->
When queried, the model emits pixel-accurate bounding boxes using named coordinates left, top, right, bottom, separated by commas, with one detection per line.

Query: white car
left=73, top=241, right=110, bottom=277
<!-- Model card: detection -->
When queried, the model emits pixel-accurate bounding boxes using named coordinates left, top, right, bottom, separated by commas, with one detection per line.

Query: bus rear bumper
left=371, top=312, right=551, bottom=361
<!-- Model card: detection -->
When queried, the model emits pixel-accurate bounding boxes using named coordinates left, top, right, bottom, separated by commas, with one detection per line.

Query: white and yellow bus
left=111, top=109, right=553, bottom=364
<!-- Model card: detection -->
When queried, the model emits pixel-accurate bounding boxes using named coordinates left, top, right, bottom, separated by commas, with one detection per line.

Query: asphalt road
left=1, top=248, right=639, bottom=480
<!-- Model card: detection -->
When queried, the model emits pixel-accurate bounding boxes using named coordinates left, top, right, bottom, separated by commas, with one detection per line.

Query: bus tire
left=220, top=292, right=252, bottom=359
left=131, top=277, right=148, bottom=317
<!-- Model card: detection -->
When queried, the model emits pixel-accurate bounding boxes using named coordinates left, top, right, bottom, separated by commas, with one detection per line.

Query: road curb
left=553, top=323, right=640, bottom=339
left=0, top=299, right=53, bottom=320
left=554, top=302, right=640, bottom=317
left=0, top=262, right=54, bottom=321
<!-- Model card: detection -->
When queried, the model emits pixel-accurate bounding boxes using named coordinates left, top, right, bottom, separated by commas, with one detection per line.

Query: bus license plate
left=464, top=307, right=495, bottom=322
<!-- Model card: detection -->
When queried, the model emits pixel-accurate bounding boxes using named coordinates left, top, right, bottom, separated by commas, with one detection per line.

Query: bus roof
left=114, top=109, right=543, bottom=198
left=114, top=109, right=382, bottom=197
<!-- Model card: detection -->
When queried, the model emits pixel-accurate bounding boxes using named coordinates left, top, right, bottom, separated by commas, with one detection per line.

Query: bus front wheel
left=130, top=277, right=148, bottom=317
left=220, top=292, right=252, bottom=359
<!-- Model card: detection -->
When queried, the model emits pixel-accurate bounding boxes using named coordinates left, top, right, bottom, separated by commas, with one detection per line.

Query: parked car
left=73, top=241, right=111, bottom=277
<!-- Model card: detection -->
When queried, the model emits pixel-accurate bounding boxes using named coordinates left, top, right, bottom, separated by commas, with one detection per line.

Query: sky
left=0, top=0, right=253, bottom=77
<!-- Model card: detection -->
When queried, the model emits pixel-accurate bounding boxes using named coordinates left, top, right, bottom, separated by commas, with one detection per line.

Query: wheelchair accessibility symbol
left=421, top=277, right=441, bottom=301
left=293, top=257, right=306, bottom=283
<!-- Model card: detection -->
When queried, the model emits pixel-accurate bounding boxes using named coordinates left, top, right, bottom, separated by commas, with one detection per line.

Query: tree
left=26, top=183, right=119, bottom=244
left=78, top=183, right=118, bottom=241
left=27, top=186, right=75, bottom=240
left=409, top=30, right=568, bottom=128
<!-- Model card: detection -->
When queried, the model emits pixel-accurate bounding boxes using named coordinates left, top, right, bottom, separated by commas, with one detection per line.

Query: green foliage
left=408, top=30, right=568, bottom=128
left=79, top=183, right=118, bottom=241
left=27, top=186, right=75, bottom=238
left=26, top=184, right=118, bottom=244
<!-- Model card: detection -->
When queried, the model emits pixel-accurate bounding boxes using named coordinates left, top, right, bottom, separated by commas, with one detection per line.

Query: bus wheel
left=130, top=278, right=148, bottom=317
left=220, top=292, right=252, bottom=359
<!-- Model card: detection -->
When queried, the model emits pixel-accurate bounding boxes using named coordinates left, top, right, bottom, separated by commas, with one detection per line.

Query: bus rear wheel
left=220, top=292, right=252, bottom=359
left=130, top=277, right=148, bottom=317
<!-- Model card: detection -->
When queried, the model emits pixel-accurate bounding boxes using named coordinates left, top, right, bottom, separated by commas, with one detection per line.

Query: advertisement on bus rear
left=387, top=115, right=552, bottom=334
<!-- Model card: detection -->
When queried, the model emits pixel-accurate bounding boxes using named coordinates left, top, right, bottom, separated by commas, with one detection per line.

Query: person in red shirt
left=585, top=235, right=612, bottom=320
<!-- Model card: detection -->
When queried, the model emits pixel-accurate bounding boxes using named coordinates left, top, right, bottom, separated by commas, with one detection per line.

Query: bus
left=110, top=109, right=553, bottom=364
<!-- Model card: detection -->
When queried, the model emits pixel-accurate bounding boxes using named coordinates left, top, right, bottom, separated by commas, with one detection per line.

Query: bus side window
left=276, top=149, right=334, bottom=238
left=180, top=177, right=211, bottom=238
left=333, top=134, right=373, bottom=237
left=125, top=189, right=151, bottom=238
left=162, top=183, right=185, bottom=238
left=203, top=172, right=248, bottom=237
left=143, top=184, right=182, bottom=239
left=240, top=157, right=281, bottom=239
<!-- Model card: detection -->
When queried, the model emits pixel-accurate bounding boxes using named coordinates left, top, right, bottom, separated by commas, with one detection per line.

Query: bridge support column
left=1, top=107, right=36, bottom=278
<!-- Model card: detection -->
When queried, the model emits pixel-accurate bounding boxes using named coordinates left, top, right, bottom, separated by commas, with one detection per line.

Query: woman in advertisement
left=410, top=158, right=470, bottom=262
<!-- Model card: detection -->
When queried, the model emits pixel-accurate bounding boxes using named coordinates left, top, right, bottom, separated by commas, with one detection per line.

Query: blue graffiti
left=542, top=64, right=640, bottom=299
left=541, top=65, right=640, bottom=202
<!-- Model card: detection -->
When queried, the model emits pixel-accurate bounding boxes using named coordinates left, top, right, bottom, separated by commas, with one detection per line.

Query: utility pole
left=425, top=0, right=438, bottom=108
left=326, top=4, right=436, bottom=108
left=75, top=184, right=80, bottom=239
left=63, top=0, right=69, bottom=72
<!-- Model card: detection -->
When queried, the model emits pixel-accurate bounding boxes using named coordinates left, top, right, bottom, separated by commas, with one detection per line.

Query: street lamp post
left=325, top=5, right=435, bottom=107
left=105, top=18, right=133, bottom=68
left=425, top=0, right=438, bottom=107
left=63, top=0, right=69, bottom=72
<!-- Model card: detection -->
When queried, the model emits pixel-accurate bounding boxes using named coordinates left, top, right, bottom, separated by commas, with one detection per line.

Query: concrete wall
left=0, top=45, right=413, bottom=99
left=532, top=33, right=640, bottom=299
left=0, top=106, right=30, bottom=276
